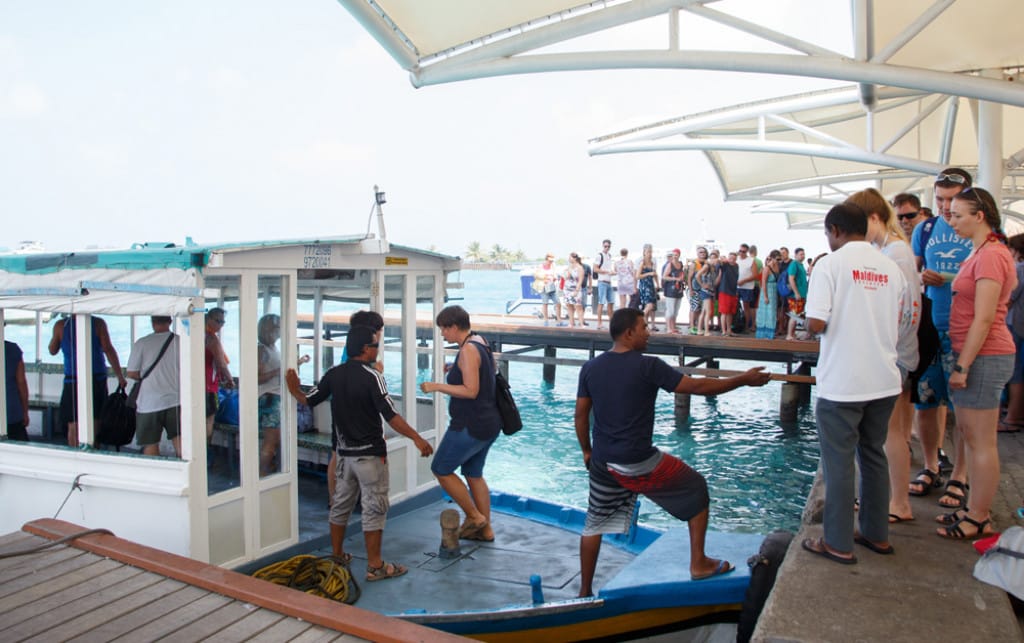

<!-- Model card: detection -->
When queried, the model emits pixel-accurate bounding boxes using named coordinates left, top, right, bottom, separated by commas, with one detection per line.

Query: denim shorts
left=431, top=427, right=496, bottom=478
left=915, top=331, right=954, bottom=410
left=950, top=353, right=1014, bottom=410
left=1011, top=330, right=1024, bottom=384
left=597, top=281, right=614, bottom=305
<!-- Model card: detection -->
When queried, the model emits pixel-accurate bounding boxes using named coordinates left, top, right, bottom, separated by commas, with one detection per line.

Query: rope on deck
left=253, top=554, right=361, bottom=605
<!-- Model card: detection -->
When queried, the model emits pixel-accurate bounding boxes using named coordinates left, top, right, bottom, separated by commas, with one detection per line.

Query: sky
left=0, top=1, right=852, bottom=261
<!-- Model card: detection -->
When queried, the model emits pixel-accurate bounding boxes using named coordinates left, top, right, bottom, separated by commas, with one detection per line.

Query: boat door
left=202, top=269, right=298, bottom=567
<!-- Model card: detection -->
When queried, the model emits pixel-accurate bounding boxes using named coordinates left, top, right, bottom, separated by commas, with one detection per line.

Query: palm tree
left=465, top=241, right=484, bottom=262
left=489, top=244, right=508, bottom=264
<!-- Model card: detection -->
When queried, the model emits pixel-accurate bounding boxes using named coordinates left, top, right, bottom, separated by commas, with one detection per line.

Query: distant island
left=462, top=242, right=531, bottom=270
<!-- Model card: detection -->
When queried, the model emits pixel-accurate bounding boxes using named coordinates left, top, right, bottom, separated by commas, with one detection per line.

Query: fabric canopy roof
left=588, top=84, right=1024, bottom=225
left=340, top=0, right=1024, bottom=106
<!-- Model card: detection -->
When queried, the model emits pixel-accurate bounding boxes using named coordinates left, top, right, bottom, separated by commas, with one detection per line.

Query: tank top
left=61, top=317, right=108, bottom=381
left=446, top=339, right=501, bottom=441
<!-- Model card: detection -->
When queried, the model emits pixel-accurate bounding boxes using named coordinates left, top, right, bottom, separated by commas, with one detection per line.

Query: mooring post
left=543, top=345, right=556, bottom=383
left=675, top=355, right=691, bottom=422
left=780, top=382, right=800, bottom=422
left=797, top=362, right=812, bottom=404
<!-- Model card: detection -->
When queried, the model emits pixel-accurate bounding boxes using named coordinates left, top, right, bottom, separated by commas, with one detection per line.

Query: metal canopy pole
left=977, top=69, right=1005, bottom=203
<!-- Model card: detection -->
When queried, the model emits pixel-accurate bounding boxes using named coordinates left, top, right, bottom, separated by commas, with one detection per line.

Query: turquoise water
left=5, top=268, right=819, bottom=534
left=450, top=269, right=820, bottom=534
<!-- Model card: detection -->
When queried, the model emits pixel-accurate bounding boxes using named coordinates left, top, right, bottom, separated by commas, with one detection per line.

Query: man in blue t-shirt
left=573, top=308, right=771, bottom=596
left=908, top=168, right=974, bottom=507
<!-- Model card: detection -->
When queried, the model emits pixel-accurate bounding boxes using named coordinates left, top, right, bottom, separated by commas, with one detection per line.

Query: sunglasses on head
left=896, top=211, right=919, bottom=221
left=935, top=172, right=968, bottom=185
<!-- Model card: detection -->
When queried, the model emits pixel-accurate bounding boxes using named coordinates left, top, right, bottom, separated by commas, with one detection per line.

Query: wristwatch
left=953, top=363, right=967, bottom=373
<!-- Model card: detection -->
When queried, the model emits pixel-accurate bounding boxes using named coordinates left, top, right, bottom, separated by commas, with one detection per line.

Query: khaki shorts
left=330, top=455, right=390, bottom=531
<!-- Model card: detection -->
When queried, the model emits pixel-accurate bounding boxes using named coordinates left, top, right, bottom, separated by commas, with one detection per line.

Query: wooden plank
left=678, top=366, right=816, bottom=384
left=0, top=540, right=86, bottom=583
left=202, top=608, right=285, bottom=642
left=111, top=592, right=233, bottom=643
left=155, top=601, right=256, bottom=643
left=0, top=534, right=55, bottom=573
left=0, top=549, right=103, bottom=601
left=287, top=628, right=344, bottom=643
left=243, top=617, right=314, bottom=643
left=0, top=531, right=37, bottom=549
left=22, top=576, right=185, bottom=643
left=64, top=584, right=210, bottom=643
left=0, top=557, right=126, bottom=615
left=2, top=564, right=150, bottom=638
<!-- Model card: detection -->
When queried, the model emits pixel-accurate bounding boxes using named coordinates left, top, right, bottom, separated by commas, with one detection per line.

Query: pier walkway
left=754, top=429, right=1024, bottom=641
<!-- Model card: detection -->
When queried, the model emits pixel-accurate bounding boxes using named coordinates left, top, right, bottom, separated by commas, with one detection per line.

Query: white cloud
left=0, top=83, right=48, bottom=117
left=276, top=140, right=377, bottom=174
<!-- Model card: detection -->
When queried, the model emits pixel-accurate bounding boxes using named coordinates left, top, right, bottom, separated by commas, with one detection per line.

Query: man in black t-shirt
left=286, top=325, right=433, bottom=582
left=574, top=308, right=770, bottom=596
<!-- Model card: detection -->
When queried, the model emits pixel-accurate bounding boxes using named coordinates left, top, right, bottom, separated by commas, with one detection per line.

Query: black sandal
left=936, top=515, right=991, bottom=540
left=908, top=468, right=941, bottom=497
left=935, top=508, right=968, bottom=526
left=937, top=480, right=969, bottom=509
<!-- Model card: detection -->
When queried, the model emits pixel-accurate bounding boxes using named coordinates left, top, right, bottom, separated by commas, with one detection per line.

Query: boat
left=0, top=208, right=764, bottom=640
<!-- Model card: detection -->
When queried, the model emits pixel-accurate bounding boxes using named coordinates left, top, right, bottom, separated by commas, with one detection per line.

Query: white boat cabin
left=0, top=237, right=460, bottom=567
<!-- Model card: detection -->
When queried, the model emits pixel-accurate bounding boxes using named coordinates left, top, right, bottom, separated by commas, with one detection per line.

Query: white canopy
left=340, top=0, right=1024, bottom=106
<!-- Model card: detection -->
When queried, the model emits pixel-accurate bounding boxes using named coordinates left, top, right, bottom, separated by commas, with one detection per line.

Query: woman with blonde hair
left=636, top=244, right=660, bottom=330
left=846, top=188, right=921, bottom=523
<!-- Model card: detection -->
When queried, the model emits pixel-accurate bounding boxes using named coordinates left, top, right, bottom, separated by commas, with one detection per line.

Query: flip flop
left=691, top=559, right=735, bottom=581
left=997, top=420, right=1024, bottom=433
left=888, top=513, right=914, bottom=524
left=854, top=534, right=895, bottom=555
left=801, top=537, right=857, bottom=565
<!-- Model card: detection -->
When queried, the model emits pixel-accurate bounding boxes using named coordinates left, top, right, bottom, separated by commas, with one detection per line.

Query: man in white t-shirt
left=593, top=239, right=615, bottom=330
left=736, top=243, right=758, bottom=332
left=801, top=202, right=911, bottom=565
left=126, top=316, right=181, bottom=457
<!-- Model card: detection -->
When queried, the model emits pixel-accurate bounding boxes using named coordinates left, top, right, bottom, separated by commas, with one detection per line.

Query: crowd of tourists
left=531, top=240, right=830, bottom=340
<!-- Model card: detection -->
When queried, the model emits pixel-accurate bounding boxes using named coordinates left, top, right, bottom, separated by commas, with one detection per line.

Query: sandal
left=458, top=519, right=489, bottom=540
left=366, top=561, right=408, bottom=582
left=801, top=537, right=857, bottom=565
left=937, top=480, right=969, bottom=509
left=936, top=515, right=993, bottom=540
left=935, top=508, right=968, bottom=526
left=908, top=468, right=941, bottom=497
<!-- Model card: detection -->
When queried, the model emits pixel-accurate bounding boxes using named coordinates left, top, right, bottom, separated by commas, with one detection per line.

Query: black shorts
left=206, top=391, right=219, bottom=418
left=59, top=376, right=109, bottom=425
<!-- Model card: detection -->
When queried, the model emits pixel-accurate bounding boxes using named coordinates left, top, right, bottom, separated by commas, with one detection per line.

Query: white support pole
left=183, top=300, right=210, bottom=562
left=312, top=289, right=323, bottom=383
left=939, top=96, right=960, bottom=165
left=977, top=70, right=1005, bottom=202
left=75, top=314, right=95, bottom=448
left=402, top=275, right=418, bottom=423
left=0, top=309, right=6, bottom=438
left=668, top=8, right=679, bottom=51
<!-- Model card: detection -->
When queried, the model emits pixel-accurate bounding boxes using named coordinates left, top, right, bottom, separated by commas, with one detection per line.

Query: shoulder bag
left=479, top=339, right=522, bottom=436
left=97, top=332, right=174, bottom=447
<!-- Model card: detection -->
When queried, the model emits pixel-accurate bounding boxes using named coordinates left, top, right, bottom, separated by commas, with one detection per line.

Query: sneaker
left=938, top=450, right=954, bottom=474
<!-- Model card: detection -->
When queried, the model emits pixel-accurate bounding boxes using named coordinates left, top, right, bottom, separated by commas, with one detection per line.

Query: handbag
left=480, top=339, right=522, bottom=436
left=495, top=370, right=522, bottom=436
left=98, top=332, right=175, bottom=447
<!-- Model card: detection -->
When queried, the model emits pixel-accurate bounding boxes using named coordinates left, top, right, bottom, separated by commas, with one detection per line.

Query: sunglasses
left=367, top=342, right=380, bottom=348
left=935, top=172, right=968, bottom=185
left=896, top=211, right=919, bottom=221
left=956, top=187, right=991, bottom=214
left=212, top=318, right=226, bottom=325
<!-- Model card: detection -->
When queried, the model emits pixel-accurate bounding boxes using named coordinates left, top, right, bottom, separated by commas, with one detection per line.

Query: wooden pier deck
left=1, top=519, right=464, bottom=643
left=303, top=312, right=820, bottom=385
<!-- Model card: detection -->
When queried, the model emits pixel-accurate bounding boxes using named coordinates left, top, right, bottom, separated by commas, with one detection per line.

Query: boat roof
left=0, top=236, right=460, bottom=275
left=0, top=237, right=461, bottom=317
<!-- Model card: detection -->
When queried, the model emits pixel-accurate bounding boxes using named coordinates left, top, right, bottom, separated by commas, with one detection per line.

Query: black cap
left=346, top=325, right=377, bottom=357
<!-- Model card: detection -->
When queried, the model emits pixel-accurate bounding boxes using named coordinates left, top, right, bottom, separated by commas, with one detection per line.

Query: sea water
left=450, top=269, right=819, bottom=534
left=5, top=268, right=819, bottom=534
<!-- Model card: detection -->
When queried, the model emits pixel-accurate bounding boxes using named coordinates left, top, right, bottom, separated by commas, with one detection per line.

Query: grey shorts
left=540, top=290, right=557, bottom=304
left=950, top=353, right=1014, bottom=410
left=330, top=454, right=390, bottom=531
left=136, top=406, right=181, bottom=446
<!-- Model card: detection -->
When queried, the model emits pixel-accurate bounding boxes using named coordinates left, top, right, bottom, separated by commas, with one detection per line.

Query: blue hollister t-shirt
left=912, top=216, right=972, bottom=332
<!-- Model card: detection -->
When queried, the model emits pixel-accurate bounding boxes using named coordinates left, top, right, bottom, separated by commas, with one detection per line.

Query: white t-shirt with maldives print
left=805, top=240, right=908, bottom=402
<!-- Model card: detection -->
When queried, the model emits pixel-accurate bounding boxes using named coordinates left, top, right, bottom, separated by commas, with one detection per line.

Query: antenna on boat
left=360, top=184, right=391, bottom=254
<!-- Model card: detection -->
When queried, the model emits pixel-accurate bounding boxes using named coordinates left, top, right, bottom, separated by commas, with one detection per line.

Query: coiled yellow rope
left=253, top=554, right=360, bottom=604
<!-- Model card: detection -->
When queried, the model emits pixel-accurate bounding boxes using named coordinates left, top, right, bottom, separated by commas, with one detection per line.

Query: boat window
left=257, top=275, right=287, bottom=480
left=382, top=274, right=407, bottom=419
left=206, top=276, right=242, bottom=495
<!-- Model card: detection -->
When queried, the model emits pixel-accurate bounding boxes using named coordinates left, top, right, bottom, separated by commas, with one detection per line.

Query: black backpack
left=98, top=385, right=136, bottom=447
